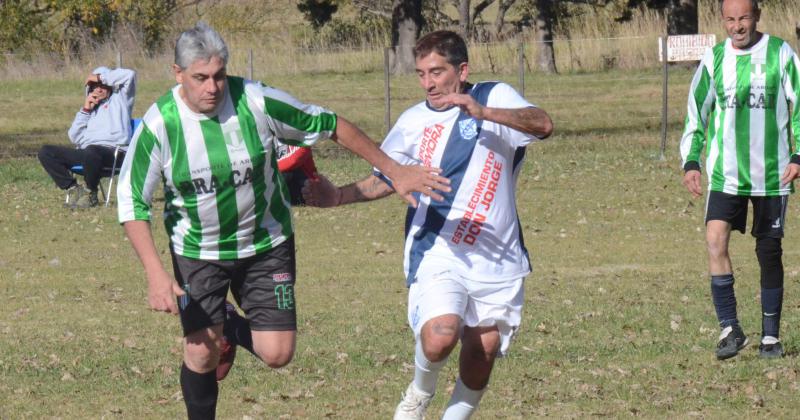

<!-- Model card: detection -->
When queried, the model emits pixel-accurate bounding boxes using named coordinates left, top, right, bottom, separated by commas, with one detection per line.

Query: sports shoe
left=64, top=183, right=82, bottom=208
left=216, top=302, right=239, bottom=381
left=74, top=187, right=99, bottom=208
left=759, top=336, right=784, bottom=359
left=393, top=383, right=433, bottom=420
left=716, top=324, right=749, bottom=360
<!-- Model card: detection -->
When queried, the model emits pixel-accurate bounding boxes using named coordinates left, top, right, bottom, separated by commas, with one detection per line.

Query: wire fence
left=0, top=35, right=711, bottom=160
left=0, top=35, right=667, bottom=79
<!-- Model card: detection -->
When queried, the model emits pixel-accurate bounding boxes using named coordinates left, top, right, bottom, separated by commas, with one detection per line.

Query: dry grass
left=6, top=67, right=800, bottom=418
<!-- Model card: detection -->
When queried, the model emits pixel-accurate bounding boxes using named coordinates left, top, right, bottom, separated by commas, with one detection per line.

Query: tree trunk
left=534, top=0, right=557, bottom=74
left=457, top=0, right=471, bottom=40
left=667, top=0, right=698, bottom=35
left=390, top=0, right=423, bottom=74
left=493, top=0, right=516, bottom=40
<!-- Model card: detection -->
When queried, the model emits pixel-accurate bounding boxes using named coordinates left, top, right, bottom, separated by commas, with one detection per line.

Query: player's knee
left=183, top=330, right=222, bottom=371
left=421, top=316, right=461, bottom=361
left=469, top=342, right=500, bottom=364
left=422, top=335, right=458, bottom=361
left=183, top=346, right=218, bottom=372
left=255, top=347, right=294, bottom=369
left=462, top=331, right=500, bottom=364
left=755, top=237, right=782, bottom=263
left=37, top=145, right=54, bottom=161
left=265, top=353, right=293, bottom=369
left=705, top=237, right=728, bottom=260
left=756, top=237, right=783, bottom=289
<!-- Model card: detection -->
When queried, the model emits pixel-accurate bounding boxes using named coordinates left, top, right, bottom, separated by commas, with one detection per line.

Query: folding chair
left=67, top=118, right=141, bottom=207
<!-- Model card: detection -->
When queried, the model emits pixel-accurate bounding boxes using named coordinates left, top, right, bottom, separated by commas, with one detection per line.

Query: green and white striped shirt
left=680, top=34, right=800, bottom=196
left=117, top=76, right=336, bottom=260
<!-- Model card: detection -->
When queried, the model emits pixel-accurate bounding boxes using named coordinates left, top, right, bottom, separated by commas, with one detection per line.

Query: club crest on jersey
left=458, top=118, right=478, bottom=140
left=751, top=63, right=766, bottom=81
left=222, top=122, right=246, bottom=150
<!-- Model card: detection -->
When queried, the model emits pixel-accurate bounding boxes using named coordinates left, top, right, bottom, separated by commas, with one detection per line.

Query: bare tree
left=456, top=0, right=471, bottom=39
left=467, top=0, right=516, bottom=40
left=534, top=0, right=557, bottom=73
left=390, top=0, right=423, bottom=74
left=493, top=0, right=516, bottom=39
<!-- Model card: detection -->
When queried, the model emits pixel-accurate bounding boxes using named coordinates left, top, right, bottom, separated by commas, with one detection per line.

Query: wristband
left=683, top=161, right=701, bottom=173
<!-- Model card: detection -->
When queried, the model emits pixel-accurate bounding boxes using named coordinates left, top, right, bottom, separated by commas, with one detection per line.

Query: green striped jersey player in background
left=679, top=0, right=800, bottom=360
left=116, top=22, right=449, bottom=419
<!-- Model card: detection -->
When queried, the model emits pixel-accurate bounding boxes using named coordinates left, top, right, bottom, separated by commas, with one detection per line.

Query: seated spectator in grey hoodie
left=38, top=66, right=136, bottom=208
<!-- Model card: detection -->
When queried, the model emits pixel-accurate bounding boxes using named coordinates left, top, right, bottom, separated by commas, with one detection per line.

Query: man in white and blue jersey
left=680, top=0, right=800, bottom=360
left=117, top=23, right=449, bottom=419
left=304, top=30, right=553, bottom=420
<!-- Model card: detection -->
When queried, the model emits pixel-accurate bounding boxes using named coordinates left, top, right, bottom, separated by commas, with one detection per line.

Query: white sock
left=441, top=377, right=486, bottom=420
left=412, top=340, right=447, bottom=395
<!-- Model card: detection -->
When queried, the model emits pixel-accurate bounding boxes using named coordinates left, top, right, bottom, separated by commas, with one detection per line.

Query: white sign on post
left=658, top=34, right=717, bottom=62
left=658, top=34, right=717, bottom=160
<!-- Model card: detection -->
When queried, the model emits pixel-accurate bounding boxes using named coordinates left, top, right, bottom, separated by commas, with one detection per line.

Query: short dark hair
left=719, top=0, right=759, bottom=13
left=413, top=30, right=469, bottom=67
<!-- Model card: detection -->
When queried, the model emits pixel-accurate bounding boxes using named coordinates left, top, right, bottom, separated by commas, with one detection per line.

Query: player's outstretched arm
left=439, top=93, right=554, bottom=139
left=123, top=220, right=185, bottom=314
left=331, top=116, right=450, bottom=207
left=483, top=106, right=553, bottom=138
left=302, top=173, right=394, bottom=208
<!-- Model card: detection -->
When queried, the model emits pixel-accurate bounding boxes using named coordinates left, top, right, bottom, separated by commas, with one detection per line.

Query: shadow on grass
left=0, top=129, right=64, bottom=158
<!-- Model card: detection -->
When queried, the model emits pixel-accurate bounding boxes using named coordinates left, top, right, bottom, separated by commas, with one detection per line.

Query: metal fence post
left=248, top=49, right=253, bottom=80
left=384, top=47, right=391, bottom=135
left=659, top=36, right=669, bottom=161
left=518, top=40, right=525, bottom=97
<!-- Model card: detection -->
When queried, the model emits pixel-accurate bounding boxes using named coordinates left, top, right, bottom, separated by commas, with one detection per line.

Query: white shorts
left=407, top=265, right=525, bottom=356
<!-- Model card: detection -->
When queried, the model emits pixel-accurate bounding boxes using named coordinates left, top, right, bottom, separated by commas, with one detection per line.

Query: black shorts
left=171, top=236, right=297, bottom=336
left=281, top=168, right=308, bottom=206
left=705, top=191, right=788, bottom=238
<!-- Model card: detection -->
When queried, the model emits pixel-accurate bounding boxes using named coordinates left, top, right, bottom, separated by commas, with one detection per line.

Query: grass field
left=3, top=68, right=800, bottom=418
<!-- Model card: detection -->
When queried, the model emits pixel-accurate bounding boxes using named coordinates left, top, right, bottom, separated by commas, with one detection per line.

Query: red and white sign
left=658, top=34, right=717, bottom=62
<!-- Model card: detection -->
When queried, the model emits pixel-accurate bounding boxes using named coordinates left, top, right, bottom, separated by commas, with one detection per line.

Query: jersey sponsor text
left=418, top=124, right=445, bottom=166
left=451, top=151, right=502, bottom=245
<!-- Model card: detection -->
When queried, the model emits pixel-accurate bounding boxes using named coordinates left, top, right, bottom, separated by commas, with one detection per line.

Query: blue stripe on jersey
left=406, top=82, right=498, bottom=285
left=512, top=146, right=531, bottom=267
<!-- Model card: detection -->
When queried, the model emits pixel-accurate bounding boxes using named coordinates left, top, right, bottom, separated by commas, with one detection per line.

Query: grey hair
left=718, top=0, right=759, bottom=13
left=174, top=22, right=229, bottom=70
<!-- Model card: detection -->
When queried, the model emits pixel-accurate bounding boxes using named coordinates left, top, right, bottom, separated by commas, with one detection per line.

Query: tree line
left=300, top=0, right=700, bottom=74
left=0, top=0, right=710, bottom=74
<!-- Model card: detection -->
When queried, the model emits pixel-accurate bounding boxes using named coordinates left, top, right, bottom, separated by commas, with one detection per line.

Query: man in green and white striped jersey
left=680, top=0, right=800, bottom=360
left=117, top=22, right=450, bottom=419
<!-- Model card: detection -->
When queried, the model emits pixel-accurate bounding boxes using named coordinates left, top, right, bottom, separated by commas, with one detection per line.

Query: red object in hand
left=277, top=146, right=318, bottom=181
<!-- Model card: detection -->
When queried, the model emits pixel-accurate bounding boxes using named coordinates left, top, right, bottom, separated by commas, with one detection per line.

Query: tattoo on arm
left=340, top=175, right=393, bottom=204
left=487, top=106, right=553, bottom=139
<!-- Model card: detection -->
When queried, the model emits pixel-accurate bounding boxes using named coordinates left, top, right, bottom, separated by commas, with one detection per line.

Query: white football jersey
left=376, top=82, right=541, bottom=285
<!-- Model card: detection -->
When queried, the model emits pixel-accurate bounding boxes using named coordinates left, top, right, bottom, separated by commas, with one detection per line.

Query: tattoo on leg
left=432, top=322, right=458, bottom=337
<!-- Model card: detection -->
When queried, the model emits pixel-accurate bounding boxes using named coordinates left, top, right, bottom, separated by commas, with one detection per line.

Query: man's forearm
left=332, top=116, right=403, bottom=181
left=339, top=175, right=395, bottom=205
left=483, top=106, right=553, bottom=138
left=123, top=220, right=166, bottom=276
